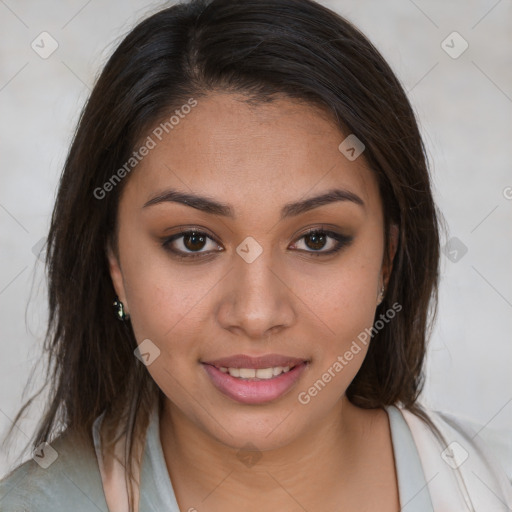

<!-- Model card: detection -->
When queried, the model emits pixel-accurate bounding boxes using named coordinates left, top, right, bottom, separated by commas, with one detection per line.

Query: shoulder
left=398, top=405, right=512, bottom=510
left=432, top=409, right=512, bottom=481
left=0, top=429, right=108, bottom=512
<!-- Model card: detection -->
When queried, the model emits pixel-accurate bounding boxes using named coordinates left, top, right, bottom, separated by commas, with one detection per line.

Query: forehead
left=122, top=93, right=379, bottom=217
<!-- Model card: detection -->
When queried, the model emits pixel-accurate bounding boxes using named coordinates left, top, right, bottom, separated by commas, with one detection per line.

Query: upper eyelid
left=165, top=228, right=346, bottom=251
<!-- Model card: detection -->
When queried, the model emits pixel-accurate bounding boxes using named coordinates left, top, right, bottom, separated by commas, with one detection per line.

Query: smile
left=202, top=361, right=309, bottom=404
left=218, top=365, right=294, bottom=380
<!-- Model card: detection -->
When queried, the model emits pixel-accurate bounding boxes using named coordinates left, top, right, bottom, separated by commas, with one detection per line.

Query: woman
left=1, top=0, right=510, bottom=510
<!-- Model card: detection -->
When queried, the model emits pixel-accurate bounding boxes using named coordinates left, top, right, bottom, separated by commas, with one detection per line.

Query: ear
left=106, top=240, right=129, bottom=311
left=381, top=223, right=399, bottom=288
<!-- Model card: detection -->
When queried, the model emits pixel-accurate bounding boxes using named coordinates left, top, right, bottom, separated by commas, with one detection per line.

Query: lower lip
left=202, top=362, right=308, bottom=405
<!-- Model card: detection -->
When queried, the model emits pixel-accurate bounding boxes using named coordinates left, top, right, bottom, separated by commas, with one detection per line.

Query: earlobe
left=106, top=241, right=128, bottom=309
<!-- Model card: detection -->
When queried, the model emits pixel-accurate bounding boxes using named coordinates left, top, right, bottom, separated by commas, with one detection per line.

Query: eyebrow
left=142, top=187, right=364, bottom=219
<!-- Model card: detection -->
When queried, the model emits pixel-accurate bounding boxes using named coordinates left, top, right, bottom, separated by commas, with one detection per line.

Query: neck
left=159, top=396, right=386, bottom=510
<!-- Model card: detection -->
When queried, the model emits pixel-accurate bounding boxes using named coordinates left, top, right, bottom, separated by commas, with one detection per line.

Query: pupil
left=306, top=232, right=326, bottom=250
left=184, top=232, right=206, bottom=251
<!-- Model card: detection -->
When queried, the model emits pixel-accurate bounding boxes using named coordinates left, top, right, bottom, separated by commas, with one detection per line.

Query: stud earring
left=377, top=284, right=385, bottom=305
left=113, top=298, right=130, bottom=321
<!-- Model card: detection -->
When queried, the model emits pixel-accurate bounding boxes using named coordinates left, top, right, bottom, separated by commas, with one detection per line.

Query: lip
left=202, top=361, right=309, bottom=405
left=202, top=353, right=308, bottom=369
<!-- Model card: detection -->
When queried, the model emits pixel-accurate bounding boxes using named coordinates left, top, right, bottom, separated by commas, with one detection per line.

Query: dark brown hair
left=4, top=0, right=442, bottom=509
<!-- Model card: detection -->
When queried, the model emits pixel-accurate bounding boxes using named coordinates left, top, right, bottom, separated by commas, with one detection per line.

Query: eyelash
left=161, top=227, right=353, bottom=260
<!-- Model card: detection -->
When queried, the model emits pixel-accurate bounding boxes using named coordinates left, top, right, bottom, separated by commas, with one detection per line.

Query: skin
left=108, top=92, right=399, bottom=511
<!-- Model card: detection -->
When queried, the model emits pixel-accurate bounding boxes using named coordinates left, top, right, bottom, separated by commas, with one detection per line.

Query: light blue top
left=0, top=404, right=434, bottom=511
left=386, top=406, right=433, bottom=511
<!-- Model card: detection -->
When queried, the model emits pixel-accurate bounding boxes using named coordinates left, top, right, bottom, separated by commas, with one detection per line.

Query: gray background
left=1, top=0, right=511, bottom=477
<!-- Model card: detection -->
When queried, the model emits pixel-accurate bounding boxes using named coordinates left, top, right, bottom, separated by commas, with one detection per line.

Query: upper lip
left=202, top=354, right=308, bottom=369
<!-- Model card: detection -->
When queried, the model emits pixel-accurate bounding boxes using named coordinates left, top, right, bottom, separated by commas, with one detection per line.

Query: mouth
left=212, top=363, right=300, bottom=380
left=201, top=355, right=310, bottom=404
left=202, top=353, right=308, bottom=371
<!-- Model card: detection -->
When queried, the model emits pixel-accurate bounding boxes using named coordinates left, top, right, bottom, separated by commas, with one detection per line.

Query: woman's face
left=108, top=92, right=396, bottom=450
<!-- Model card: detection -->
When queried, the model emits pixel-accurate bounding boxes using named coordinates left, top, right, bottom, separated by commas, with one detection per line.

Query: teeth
left=239, top=368, right=256, bottom=378
left=220, top=366, right=294, bottom=379
left=255, top=368, right=274, bottom=379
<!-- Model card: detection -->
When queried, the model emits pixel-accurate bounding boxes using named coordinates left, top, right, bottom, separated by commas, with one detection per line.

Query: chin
left=205, top=415, right=303, bottom=453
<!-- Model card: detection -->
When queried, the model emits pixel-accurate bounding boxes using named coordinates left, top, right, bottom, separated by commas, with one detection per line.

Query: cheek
left=123, top=262, right=208, bottom=402
left=298, top=234, right=383, bottom=390
left=117, top=232, right=205, bottom=348
left=325, top=264, right=380, bottom=343
left=125, top=266, right=208, bottom=350
left=309, top=245, right=382, bottom=339
left=296, top=279, right=379, bottom=408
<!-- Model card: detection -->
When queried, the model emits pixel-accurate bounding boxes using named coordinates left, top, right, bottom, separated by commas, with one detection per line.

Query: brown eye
left=292, top=229, right=353, bottom=256
left=304, top=231, right=328, bottom=251
left=162, top=230, right=222, bottom=259
left=182, top=231, right=207, bottom=251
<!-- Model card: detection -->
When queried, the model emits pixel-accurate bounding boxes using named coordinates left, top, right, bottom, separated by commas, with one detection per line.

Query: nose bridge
left=218, top=241, right=295, bottom=338
left=236, top=245, right=278, bottom=299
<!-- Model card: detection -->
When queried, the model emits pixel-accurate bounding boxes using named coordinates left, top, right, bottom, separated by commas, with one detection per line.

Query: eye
left=162, top=230, right=222, bottom=259
left=161, top=227, right=352, bottom=260
left=290, top=228, right=353, bottom=256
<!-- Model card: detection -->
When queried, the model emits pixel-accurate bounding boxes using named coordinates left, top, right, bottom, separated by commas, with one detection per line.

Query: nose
left=216, top=248, right=296, bottom=340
